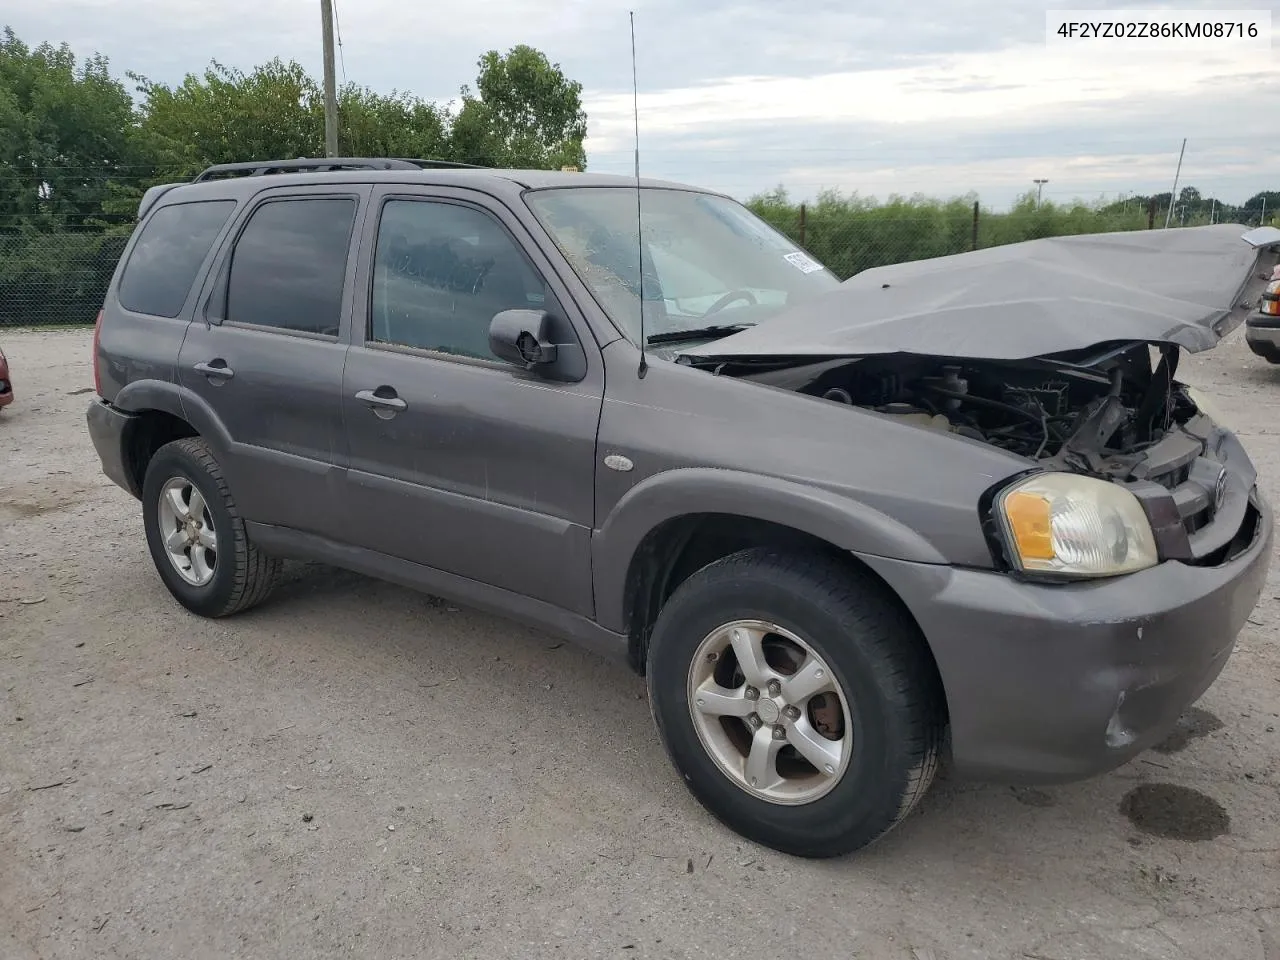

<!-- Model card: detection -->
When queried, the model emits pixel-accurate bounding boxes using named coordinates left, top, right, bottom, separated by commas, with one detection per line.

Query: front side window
left=118, top=200, right=236, bottom=318
left=370, top=199, right=551, bottom=360
left=525, top=187, right=840, bottom=346
left=226, top=197, right=357, bottom=335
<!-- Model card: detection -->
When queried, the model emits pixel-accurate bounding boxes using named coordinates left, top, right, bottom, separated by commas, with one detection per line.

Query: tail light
left=92, top=310, right=104, bottom=396
left=1262, top=280, right=1280, bottom=318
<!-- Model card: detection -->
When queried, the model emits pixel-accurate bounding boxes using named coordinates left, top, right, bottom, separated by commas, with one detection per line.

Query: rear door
left=339, top=185, right=604, bottom=614
left=178, top=186, right=368, bottom=539
left=99, top=198, right=239, bottom=402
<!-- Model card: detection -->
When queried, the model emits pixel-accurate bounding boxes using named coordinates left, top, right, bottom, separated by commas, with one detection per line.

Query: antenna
left=630, top=10, right=648, bottom=379
left=1164, top=137, right=1186, bottom=229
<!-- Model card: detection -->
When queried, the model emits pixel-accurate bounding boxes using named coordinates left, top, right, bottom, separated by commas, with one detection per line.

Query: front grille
left=1133, top=419, right=1256, bottom=565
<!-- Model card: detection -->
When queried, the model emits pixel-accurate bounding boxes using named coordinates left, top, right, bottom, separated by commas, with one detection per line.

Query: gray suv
left=87, top=158, right=1274, bottom=858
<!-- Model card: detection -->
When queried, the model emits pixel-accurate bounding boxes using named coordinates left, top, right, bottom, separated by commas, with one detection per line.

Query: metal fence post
left=798, top=203, right=807, bottom=248
left=971, top=200, right=979, bottom=251
left=1148, top=198, right=1156, bottom=230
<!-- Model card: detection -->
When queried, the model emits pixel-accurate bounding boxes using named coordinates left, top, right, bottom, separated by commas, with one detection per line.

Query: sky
left=10, top=0, right=1280, bottom=208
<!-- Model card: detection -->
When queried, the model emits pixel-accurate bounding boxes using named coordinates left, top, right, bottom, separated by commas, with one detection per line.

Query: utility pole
left=1164, top=137, right=1186, bottom=229
left=1033, top=178, right=1048, bottom=207
left=320, top=0, right=339, bottom=157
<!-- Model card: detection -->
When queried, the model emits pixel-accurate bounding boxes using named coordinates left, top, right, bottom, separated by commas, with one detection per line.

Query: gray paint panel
left=685, top=224, right=1275, bottom=361
left=340, top=347, right=600, bottom=615
left=592, top=339, right=1029, bottom=630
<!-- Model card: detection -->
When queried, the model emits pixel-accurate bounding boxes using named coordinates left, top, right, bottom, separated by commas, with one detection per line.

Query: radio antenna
left=630, top=10, right=648, bottom=379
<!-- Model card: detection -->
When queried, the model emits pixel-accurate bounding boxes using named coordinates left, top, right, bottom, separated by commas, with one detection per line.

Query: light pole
left=320, top=0, right=338, bottom=157
left=1033, top=178, right=1049, bottom=208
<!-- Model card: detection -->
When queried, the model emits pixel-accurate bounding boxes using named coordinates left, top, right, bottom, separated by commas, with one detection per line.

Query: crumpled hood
left=683, top=224, right=1280, bottom=362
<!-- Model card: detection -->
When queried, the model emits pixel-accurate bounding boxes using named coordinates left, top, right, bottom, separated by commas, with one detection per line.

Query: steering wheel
left=702, top=289, right=758, bottom=318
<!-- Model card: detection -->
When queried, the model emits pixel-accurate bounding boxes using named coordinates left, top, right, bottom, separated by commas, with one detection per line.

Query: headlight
left=997, top=473, right=1158, bottom=578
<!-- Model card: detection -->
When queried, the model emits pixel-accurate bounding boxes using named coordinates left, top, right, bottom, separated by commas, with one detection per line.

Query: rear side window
left=226, top=198, right=357, bottom=335
left=117, top=200, right=236, bottom=318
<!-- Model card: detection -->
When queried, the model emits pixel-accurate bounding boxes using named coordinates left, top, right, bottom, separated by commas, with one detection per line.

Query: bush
left=747, top=188, right=1153, bottom=280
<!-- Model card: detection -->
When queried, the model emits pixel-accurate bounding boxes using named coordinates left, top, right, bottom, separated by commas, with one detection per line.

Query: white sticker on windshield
left=784, top=251, right=824, bottom=274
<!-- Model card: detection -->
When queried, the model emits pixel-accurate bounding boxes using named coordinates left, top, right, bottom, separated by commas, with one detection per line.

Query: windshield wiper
left=646, top=323, right=756, bottom=345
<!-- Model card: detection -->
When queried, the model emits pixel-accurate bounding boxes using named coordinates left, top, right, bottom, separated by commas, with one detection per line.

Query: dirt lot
left=2, top=326, right=1279, bottom=960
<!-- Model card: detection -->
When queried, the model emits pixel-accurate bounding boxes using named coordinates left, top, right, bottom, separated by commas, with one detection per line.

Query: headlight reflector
left=997, top=473, right=1158, bottom=577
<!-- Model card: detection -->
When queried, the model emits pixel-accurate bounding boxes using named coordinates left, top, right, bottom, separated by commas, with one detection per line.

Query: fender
left=110, top=380, right=243, bottom=501
left=591, top=467, right=948, bottom=634
left=113, top=379, right=234, bottom=463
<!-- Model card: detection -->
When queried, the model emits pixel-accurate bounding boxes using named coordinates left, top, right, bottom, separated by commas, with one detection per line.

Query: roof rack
left=191, top=157, right=485, bottom=183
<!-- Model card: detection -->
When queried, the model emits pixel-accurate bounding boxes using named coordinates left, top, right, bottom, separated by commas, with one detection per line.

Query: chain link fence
left=0, top=231, right=129, bottom=327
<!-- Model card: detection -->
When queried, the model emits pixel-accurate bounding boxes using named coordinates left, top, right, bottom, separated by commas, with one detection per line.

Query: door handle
left=355, top=388, right=408, bottom=414
left=193, top=359, right=234, bottom=381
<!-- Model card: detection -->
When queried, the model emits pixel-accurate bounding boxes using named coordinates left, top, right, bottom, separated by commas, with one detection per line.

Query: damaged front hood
left=683, top=224, right=1280, bottom=362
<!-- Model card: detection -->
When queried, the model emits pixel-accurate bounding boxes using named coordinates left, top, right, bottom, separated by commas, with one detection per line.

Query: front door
left=178, top=189, right=365, bottom=539
left=340, top=188, right=603, bottom=615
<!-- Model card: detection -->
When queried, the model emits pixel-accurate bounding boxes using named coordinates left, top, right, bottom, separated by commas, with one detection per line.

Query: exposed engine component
left=749, top=343, right=1187, bottom=464
left=875, top=403, right=984, bottom=441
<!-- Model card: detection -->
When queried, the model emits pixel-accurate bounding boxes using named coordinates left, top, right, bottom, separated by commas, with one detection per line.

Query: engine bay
left=717, top=342, right=1203, bottom=475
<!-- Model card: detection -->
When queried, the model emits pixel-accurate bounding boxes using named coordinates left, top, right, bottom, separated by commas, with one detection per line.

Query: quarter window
left=370, top=200, right=550, bottom=359
left=226, top=198, right=357, bottom=335
left=118, top=200, right=236, bottom=318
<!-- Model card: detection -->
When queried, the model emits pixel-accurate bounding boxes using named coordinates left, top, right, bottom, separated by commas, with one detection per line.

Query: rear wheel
left=142, top=437, right=281, bottom=617
left=646, top=547, right=945, bottom=858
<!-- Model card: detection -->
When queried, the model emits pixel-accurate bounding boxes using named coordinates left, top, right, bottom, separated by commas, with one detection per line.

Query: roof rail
left=191, top=157, right=483, bottom=183
left=394, top=158, right=487, bottom=170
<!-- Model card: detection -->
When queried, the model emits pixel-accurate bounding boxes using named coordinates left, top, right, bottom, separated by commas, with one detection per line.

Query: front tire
left=142, top=437, right=282, bottom=618
left=646, top=547, right=945, bottom=858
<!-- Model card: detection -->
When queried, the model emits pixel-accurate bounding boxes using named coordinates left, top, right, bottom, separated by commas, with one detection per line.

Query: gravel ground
left=2, top=326, right=1279, bottom=960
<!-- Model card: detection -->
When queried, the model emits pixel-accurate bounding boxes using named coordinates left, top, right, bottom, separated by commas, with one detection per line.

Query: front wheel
left=142, top=437, right=282, bottom=618
left=646, top=547, right=945, bottom=858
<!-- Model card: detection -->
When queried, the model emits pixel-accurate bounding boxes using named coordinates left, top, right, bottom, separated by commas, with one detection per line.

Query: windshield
left=525, top=187, right=841, bottom=344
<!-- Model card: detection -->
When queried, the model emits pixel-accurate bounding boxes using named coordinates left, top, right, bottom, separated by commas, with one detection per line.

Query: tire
left=141, top=437, right=282, bottom=618
left=646, top=547, right=945, bottom=858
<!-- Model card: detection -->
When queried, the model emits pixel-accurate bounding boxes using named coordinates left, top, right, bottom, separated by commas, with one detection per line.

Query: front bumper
left=1245, top=313, right=1280, bottom=362
left=858, top=488, right=1273, bottom=783
left=86, top=398, right=141, bottom=498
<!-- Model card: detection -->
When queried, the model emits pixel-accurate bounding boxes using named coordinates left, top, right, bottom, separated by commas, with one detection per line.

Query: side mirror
left=489, top=309, right=560, bottom=370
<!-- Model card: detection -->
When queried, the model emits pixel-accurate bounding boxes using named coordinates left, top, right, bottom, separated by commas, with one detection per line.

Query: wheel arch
left=112, top=380, right=233, bottom=496
left=593, top=469, right=947, bottom=686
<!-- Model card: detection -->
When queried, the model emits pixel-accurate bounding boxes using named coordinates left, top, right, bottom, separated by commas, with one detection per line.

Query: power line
left=332, top=0, right=348, bottom=84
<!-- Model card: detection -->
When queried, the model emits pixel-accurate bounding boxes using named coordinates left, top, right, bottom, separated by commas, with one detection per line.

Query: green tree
left=131, top=58, right=323, bottom=181
left=337, top=84, right=450, bottom=160
left=0, top=27, right=136, bottom=231
left=449, top=45, right=587, bottom=169
left=1243, top=191, right=1280, bottom=226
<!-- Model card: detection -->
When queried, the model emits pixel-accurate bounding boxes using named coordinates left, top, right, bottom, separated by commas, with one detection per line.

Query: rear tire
left=646, top=547, right=945, bottom=858
left=142, top=437, right=282, bottom=618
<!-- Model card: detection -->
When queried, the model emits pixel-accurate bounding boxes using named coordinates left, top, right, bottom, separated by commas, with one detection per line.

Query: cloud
left=579, top=26, right=1280, bottom=205
left=6, top=0, right=1277, bottom=205
left=586, top=44, right=1266, bottom=142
